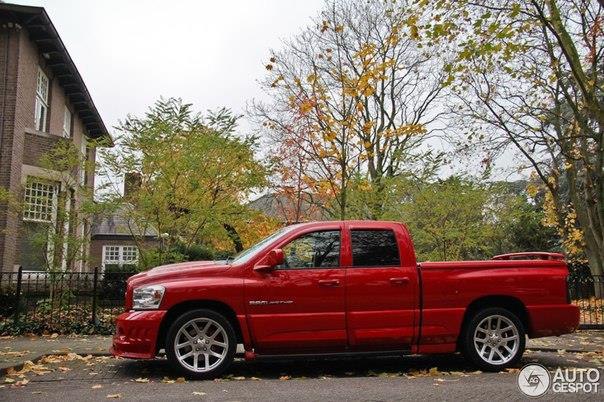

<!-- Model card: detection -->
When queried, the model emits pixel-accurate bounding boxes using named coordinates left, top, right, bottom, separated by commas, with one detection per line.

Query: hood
left=127, top=260, right=230, bottom=287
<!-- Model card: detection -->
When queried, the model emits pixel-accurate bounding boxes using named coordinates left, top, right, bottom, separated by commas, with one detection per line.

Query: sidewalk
left=1, top=330, right=602, bottom=374
left=0, top=334, right=112, bottom=374
left=526, top=330, right=604, bottom=353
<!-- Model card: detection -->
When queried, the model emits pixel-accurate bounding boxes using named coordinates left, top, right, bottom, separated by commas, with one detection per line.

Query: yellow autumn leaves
left=527, top=173, right=585, bottom=259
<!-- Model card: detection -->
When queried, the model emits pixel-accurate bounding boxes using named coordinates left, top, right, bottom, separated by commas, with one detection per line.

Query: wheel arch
left=156, top=300, right=243, bottom=353
left=458, top=295, right=531, bottom=348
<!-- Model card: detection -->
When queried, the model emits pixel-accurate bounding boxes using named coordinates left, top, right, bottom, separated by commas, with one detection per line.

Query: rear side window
left=351, top=229, right=400, bottom=267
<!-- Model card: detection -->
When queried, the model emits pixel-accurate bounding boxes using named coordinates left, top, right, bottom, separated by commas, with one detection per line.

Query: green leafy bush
left=0, top=306, right=122, bottom=336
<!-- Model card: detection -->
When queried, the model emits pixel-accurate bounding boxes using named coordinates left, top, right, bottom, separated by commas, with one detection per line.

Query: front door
left=245, top=227, right=346, bottom=353
left=345, top=224, right=418, bottom=350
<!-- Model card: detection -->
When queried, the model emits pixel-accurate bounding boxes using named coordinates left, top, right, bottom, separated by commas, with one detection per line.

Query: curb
left=0, top=351, right=111, bottom=377
left=525, top=347, right=586, bottom=353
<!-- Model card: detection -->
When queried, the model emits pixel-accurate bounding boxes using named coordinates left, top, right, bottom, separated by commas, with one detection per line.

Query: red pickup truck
left=112, top=221, right=580, bottom=379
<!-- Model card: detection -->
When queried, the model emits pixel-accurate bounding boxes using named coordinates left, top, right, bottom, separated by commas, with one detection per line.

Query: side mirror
left=254, top=248, right=285, bottom=273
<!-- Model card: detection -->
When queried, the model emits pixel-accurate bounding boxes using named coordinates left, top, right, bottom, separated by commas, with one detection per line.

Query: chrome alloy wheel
left=473, top=314, right=520, bottom=365
left=174, top=318, right=229, bottom=372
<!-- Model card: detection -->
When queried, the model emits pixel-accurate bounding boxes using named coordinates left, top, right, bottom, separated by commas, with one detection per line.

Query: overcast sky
left=14, top=0, right=518, bottom=184
left=15, top=0, right=325, bottom=134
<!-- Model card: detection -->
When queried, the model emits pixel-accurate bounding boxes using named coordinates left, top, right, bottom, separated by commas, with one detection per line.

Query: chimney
left=123, top=172, right=142, bottom=199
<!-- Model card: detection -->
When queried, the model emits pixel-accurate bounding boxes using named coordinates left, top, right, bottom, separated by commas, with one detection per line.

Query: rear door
left=245, top=226, right=346, bottom=353
left=345, top=222, right=418, bottom=350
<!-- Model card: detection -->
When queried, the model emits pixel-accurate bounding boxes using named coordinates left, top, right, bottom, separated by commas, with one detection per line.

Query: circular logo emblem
left=518, top=364, right=551, bottom=397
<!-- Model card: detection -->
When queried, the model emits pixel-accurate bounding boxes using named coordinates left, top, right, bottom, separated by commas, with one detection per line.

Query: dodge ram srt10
left=112, top=221, right=580, bottom=378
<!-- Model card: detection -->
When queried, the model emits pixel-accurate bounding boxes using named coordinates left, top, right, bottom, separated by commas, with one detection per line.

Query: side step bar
left=243, top=349, right=411, bottom=361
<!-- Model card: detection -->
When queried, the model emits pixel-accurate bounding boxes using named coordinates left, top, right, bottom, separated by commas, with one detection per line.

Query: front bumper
left=111, top=310, right=167, bottom=359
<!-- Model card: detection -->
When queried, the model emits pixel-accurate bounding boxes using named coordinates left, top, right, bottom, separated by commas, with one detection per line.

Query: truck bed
left=416, top=251, right=575, bottom=353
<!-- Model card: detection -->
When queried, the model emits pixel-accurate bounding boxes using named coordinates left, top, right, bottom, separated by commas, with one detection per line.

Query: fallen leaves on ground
left=0, top=350, right=30, bottom=357
left=6, top=360, right=51, bottom=376
left=279, top=375, right=291, bottom=380
left=161, top=377, right=175, bottom=384
left=92, top=384, right=103, bottom=389
left=405, top=367, right=482, bottom=379
left=106, top=394, right=121, bottom=399
left=134, top=377, right=149, bottom=383
left=12, top=378, right=29, bottom=387
left=192, top=391, right=206, bottom=396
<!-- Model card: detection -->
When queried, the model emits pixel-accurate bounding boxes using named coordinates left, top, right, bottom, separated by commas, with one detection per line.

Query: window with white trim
left=79, top=136, right=87, bottom=185
left=34, top=68, right=49, bottom=132
left=23, top=179, right=59, bottom=223
left=63, top=106, right=72, bottom=138
left=102, top=245, right=139, bottom=268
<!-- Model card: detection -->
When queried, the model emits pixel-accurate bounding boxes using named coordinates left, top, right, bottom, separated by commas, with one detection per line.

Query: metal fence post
left=14, top=266, right=23, bottom=322
left=91, top=266, right=99, bottom=325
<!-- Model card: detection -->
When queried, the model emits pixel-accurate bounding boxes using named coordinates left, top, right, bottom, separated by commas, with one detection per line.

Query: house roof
left=248, top=192, right=326, bottom=223
left=0, top=2, right=112, bottom=145
left=91, top=204, right=158, bottom=238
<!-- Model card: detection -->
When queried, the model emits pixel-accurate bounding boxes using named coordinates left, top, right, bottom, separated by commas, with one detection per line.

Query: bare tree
left=251, top=0, right=448, bottom=219
left=422, top=0, right=603, bottom=275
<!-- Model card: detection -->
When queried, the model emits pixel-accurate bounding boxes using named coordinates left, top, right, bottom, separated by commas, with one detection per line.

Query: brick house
left=0, top=3, right=111, bottom=272
left=89, top=203, right=159, bottom=271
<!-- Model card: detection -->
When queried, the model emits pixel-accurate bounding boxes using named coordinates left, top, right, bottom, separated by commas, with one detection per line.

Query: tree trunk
left=223, top=224, right=243, bottom=253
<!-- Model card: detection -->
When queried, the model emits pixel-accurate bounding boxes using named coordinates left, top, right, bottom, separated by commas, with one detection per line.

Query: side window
left=34, top=68, right=49, bottom=132
left=281, top=230, right=340, bottom=269
left=351, top=229, right=400, bottom=267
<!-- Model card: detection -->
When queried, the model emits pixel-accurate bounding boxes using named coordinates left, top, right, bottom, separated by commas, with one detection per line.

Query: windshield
left=229, top=225, right=297, bottom=264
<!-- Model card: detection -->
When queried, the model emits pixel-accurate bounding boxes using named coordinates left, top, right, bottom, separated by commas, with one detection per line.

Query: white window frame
left=62, top=106, right=72, bottom=138
left=23, top=178, right=59, bottom=223
left=79, top=136, right=87, bottom=185
left=102, top=245, right=139, bottom=269
left=34, top=68, right=49, bottom=132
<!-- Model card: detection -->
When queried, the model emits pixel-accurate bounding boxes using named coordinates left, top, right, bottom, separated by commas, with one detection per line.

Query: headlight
left=132, top=285, right=165, bottom=310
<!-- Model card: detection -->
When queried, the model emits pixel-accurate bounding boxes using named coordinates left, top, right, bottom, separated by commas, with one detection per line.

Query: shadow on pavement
left=116, top=350, right=596, bottom=380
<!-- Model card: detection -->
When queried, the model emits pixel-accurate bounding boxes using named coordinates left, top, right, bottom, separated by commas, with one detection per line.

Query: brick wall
left=0, top=26, right=24, bottom=271
left=0, top=25, right=99, bottom=271
left=22, top=132, right=60, bottom=166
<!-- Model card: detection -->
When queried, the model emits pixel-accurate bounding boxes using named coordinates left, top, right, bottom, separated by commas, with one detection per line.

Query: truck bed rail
left=492, top=252, right=565, bottom=261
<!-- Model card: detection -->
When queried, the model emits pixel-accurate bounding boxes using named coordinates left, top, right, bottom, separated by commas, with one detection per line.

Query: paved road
left=1, top=349, right=603, bottom=401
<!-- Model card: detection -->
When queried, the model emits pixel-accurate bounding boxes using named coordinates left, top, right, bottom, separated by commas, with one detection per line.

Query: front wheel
left=461, top=307, right=526, bottom=371
left=165, top=309, right=236, bottom=379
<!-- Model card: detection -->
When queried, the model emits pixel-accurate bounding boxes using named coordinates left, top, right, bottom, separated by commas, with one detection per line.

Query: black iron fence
left=0, top=267, right=135, bottom=335
left=568, top=274, right=603, bottom=328
left=0, top=268, right=602, bottom=334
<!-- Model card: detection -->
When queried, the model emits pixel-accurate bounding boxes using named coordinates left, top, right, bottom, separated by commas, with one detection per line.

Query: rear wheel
left=166, top=309, right=236, bottom=379
left=461, top=307, right=525, bottom=371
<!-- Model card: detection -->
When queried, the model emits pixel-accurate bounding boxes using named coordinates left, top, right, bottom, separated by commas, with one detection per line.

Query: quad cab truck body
left=111, top=221, right=580, bottom=378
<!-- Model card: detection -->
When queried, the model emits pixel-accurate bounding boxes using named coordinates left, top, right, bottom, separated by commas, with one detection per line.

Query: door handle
left=318, top=279, right=340, bottom=287
left=390, top=277, right=410, bottom=285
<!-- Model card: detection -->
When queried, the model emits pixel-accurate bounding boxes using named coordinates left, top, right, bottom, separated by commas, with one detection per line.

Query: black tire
left=461, top=307, right=526, bottom=372
left=165, top=309, right=236, bottom=379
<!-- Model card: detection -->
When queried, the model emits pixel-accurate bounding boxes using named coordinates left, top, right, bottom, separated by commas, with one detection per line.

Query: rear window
left=351, top=229, right=400, bottom=267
